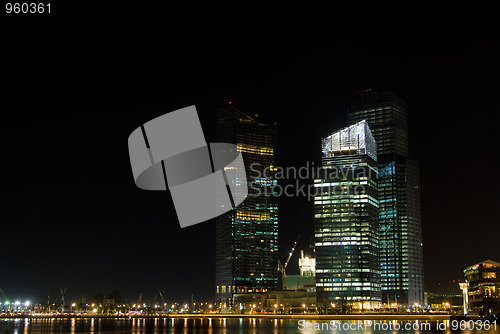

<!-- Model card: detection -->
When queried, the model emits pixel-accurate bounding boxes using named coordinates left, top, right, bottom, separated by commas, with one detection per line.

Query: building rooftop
left=466, top=259, right=500, bottom=269
left=321, top=120, right=377, bottom=161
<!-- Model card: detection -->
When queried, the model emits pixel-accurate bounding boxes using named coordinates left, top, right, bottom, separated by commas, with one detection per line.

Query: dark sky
left=0, top=2, right=499, bottom=304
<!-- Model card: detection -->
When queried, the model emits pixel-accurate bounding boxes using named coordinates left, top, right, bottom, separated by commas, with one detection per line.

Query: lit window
left=483, top=272, right=496, bottom=279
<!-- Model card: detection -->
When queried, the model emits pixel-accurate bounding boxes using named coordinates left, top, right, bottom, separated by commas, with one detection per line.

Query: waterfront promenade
left=0, top=313, right=451, bottom=321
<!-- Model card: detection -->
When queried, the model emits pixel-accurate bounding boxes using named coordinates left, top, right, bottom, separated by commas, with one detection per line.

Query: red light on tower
left=229, top=101, right=232, bottom=105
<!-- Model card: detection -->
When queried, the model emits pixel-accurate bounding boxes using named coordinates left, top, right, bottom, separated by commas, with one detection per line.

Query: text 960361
left=5, top=3, right=51, bottom=14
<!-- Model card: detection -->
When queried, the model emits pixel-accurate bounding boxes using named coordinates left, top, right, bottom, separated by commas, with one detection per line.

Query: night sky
left=1, top=2, right=499, bottom=304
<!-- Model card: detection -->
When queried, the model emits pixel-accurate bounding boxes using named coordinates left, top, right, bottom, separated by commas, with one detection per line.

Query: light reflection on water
left=0, top=318, right=496, bottom=334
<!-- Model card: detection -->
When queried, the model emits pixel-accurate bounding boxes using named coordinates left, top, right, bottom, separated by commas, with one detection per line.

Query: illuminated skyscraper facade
left=314, top=120, right=381, bottom=310
left=464, top=260, right=500, bottom=315
left=216, top=104, right=279, bottom=307
left=348, top=90, right=424, bottom=306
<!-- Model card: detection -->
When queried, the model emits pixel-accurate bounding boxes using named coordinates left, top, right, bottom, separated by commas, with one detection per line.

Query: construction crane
left=0, top=288, right=7, bottom=301
left=60, top=288, right=67, bottom=313
left=278, top=235, right=300, bottom=290
left=138, top=293, right=143, bottom=305
left=0, top=289, right=8, bottom=312
left=157, top=287, right=165, bottom=309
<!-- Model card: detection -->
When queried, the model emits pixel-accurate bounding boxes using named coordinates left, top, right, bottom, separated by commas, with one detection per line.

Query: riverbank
left=0, top=314, right=451, bottom=321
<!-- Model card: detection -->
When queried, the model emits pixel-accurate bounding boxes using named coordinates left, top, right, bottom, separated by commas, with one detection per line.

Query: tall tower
left=314, top=120, right=381, bottom=310
left=348, top=90, right=424, bottom=306
left=215, top=103, right=279, bottom=307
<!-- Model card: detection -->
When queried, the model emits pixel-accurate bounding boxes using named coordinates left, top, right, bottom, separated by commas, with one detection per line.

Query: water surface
left=0, top=317, right=497, bottom=333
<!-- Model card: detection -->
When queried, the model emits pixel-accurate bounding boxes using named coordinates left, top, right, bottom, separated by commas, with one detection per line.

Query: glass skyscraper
left=314, top=120, right=381, bottom=310
left=215, top=103, right=279, bottom=307
left=348, top=90, right=424, bottom=306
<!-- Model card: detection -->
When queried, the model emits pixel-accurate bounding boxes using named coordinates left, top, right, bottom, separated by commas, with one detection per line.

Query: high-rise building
left=348, top=90, right=424, bottom=306
left=284, top=251, right=316, bottom=293
left=299, top=251, right=316, bottom=277
left=464, top=260, right=500, bottom=315
left=314, top=120, right=381, bottom=310
left=215, top=103, right=279, bottom=307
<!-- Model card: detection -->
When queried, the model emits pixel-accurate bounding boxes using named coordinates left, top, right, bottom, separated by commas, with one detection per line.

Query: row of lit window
left=319, top=287, right=379, bottom=292
left=316, top=268, right=379, bottom=272
left=235, top=210, right=271, bottom=220
left=315, top=241, right=378, bottom=247
left=314, top=198, right=375, bottom=205
left=317, top=227, right=373, bottom=232
left=216, top=285, right=235, bottom=294
left=237, top=143, right=274, bottom=156
left=318, top=282, right=379, bottom=287
left=316, top=233, right=373, bottom=238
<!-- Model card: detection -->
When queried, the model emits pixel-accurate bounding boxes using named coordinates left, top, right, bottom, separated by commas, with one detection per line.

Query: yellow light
left=236, top=210, right=270, bottom=220
left=237, top=144, right=273, bottom=156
